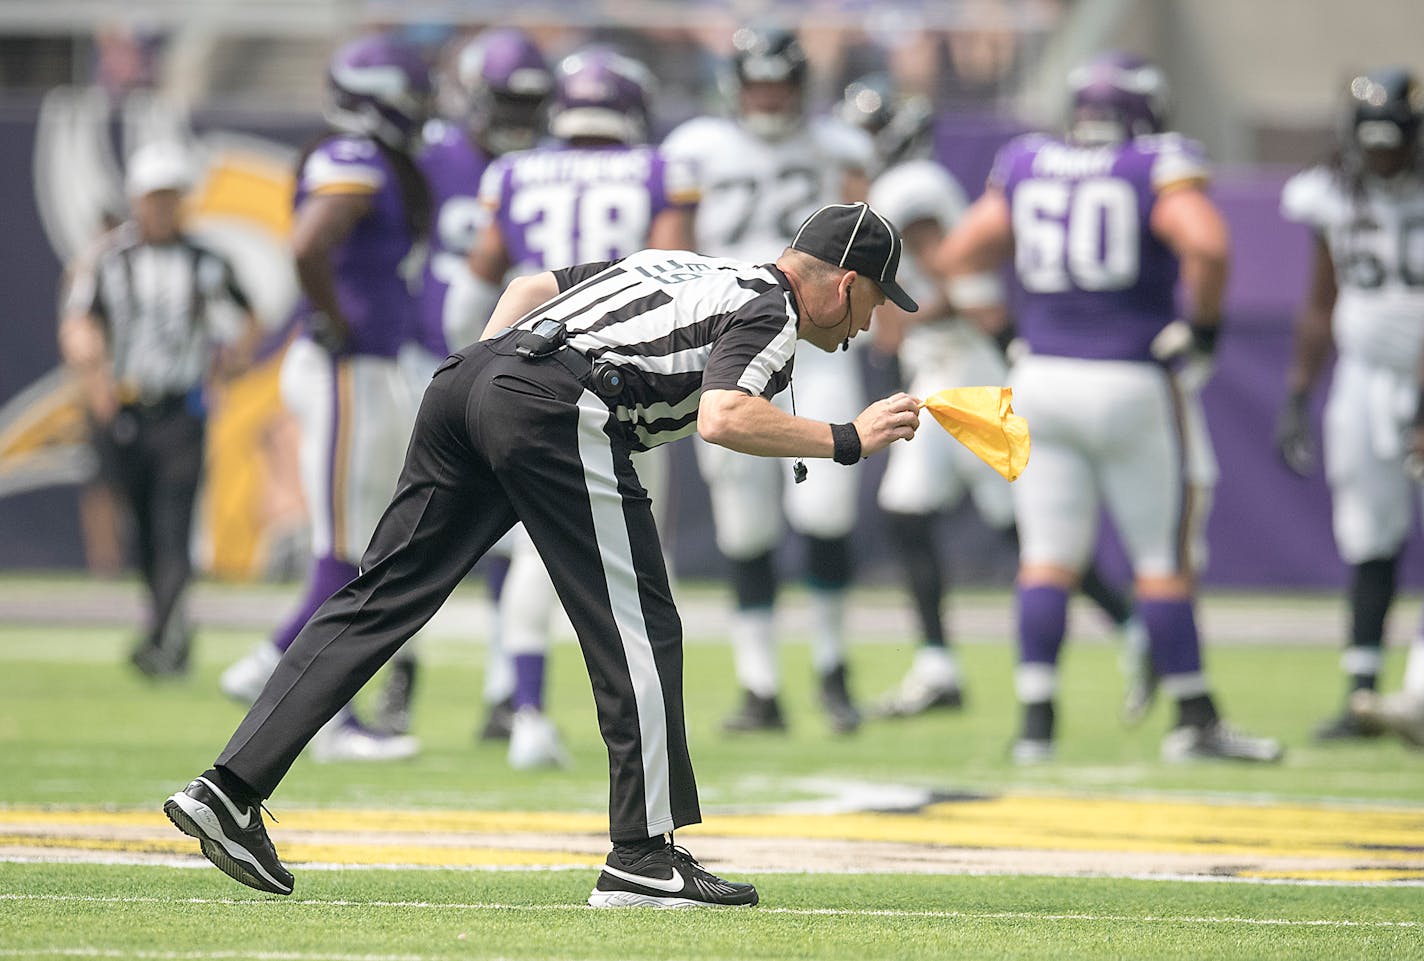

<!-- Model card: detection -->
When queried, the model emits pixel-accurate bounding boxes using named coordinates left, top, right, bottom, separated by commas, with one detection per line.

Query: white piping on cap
left=839, top=202, right=869, bottom=267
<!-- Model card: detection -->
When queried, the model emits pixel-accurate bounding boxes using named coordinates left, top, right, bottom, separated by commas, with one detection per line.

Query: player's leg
left=1319, top=363, right=1411, bottom=739
left=499, top=526, right=570, bottom=769
left=873, top=388, right=964, bottom=717
left=1004, top=357, right=1101, bottom=762
left=222, top=341, right=353, bottom=701
left=1103, top=369, right=1279, bottom=762
left=784, top=344, right=867, bottom=734
left=143, top=407, right=206, bottom=675
left=493, top=380, right=699, bottom=849
left=475, top=528, right=518, bottom=740
left=696, top=437, right=787, bottom=731
left=169, top=352, right=517, bottom=895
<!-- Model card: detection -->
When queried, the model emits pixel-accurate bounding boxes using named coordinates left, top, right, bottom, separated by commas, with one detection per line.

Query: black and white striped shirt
left=67, top=223, right=251, bottom=401
left=511, top=249, right=801, bottom=450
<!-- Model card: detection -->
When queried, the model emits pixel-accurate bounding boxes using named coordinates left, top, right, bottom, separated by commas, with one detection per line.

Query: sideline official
left=164, top=202, right=922, bottom=909
left=61, top=142, right=258, bottom=678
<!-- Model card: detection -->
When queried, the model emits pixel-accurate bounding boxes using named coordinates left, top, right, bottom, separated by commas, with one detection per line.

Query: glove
left=309, top=312, right=351, bottom=356
left=1150, top=319, right=1216, bottom=393
left=1275, top=392, right=1315, bottom=476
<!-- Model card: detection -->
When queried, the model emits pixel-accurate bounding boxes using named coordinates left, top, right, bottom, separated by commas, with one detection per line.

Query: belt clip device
left=515, top=318, right=567, bottom=358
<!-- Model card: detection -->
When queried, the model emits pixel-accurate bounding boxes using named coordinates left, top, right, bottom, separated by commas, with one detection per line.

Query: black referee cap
left=789, top=202, right=919, bottom=312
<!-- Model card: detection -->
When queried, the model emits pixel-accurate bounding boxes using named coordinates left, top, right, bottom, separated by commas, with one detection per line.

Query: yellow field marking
left=3, top=794, right=1421, bottom=873
left=1242, top=868, right=1424, bottom=883
left=0, top=835, right=599, bottom=868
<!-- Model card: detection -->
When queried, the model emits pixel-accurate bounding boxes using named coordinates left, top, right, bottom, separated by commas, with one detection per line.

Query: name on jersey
left=512, top=150, right=652, bottom=186
left=634, top=258, right=715, bottom=285
left=1031, top=143, right=1116, bottom=179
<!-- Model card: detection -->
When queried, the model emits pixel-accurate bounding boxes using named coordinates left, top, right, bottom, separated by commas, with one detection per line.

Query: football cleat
left=477, top=696, right=516, bottom=742
left=817, top=665, right=861, bottom=735
left=1161, top=721, right=1283, bottom=763
left=869, top=648, right=963, bottom=719
left=310, top=713, right=420, bottom=763
left=588, top=840, right=758, bottom=908
left=1351, top=689, right=1424, bottom=748
left=164, top=775, right=293, bottom=896
left=507, top=707, right=571, bottom=770
left=1009, top=738, right=1055, bottom=766
left=219, top=642, right=282, bottom=705
left=720, top=690, right=786, bottom=734
left=1313, top=707, right=1384, bottom=742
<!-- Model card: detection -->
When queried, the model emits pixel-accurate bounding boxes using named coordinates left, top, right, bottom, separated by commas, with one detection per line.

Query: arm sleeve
left=701, top=291, right=799, bottom=398
left=1280, top=167, right=1333, bottom=231
left=65, top=259, right=105, bottom=320
left=1150, top=135, right=1211, bottom=193
left=302, top=138, right=387, bottom=197
left=553, top=260, right=623, bottom=291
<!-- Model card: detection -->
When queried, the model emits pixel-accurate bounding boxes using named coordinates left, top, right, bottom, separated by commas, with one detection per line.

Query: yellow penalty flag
left=920, top=387, right=1031, bottom=482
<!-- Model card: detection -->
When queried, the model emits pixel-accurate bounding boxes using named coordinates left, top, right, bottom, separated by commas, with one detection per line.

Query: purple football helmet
left=455, top=28, right=553, bottom=156
left=547, top=47, right=653, bottom=145
left=1067, top=52, right=1169, bottom=145
left=326, top=34, right=433, bottom=152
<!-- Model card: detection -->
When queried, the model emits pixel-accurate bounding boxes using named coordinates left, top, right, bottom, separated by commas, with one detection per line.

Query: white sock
left=501, top=545, right=556, bottom=656
left=1015, top=662, right=1057, bottom=703
left=1403, top=640, right=1424, bottom=698
left=808, top=589, right=846, bottom=676
left=731, top=608, right=778, bottom=697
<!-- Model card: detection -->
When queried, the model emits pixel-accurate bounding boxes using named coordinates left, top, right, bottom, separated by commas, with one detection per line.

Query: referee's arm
left=478, top=273, right=561, bottom=341
left=698, top=388, right=919, bottom=460
left=58, top=264, right=118, bottom=424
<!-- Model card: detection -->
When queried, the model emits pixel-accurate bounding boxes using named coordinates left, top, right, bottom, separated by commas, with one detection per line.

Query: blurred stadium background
left=2, top=0, right=1424, bottom=592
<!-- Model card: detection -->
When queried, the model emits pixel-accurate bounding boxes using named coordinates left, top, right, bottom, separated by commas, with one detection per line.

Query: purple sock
left=1138, top=597, right=1204, bottom=677
left=1017, top=584, right=1069, bottom=667
left=272, top=556, right=358, bottom=653
left=511, top=653, right=545, bottom=711
left=487, top=554, right=511, bottom=602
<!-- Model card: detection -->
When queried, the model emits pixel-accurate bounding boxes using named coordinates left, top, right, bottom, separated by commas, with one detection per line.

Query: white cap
left=125, top=142, right=194, bottom=197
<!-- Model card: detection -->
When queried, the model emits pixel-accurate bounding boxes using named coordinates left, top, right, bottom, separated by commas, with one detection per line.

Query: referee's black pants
left=217, top=338, right=701, bottom=842
left=99, top=401, right=205, bottom=660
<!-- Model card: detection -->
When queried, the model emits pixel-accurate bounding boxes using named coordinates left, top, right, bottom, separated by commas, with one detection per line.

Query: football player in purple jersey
left=940, top=53, right=1282, bottom=763
left=374, top=28, right=554, bottom=742
left=838, top=73, right=1142, bottom=722
left=455, top=47, right=698, bottom=768
left=217, top=34, right=433, bottom=762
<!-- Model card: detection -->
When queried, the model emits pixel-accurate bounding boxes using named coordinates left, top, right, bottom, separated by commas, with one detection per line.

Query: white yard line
left=1, top=893, right=1420, bottom=929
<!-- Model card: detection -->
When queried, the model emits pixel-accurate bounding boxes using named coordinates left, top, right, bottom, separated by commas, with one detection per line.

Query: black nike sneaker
left=588, top=841, right=759, bottom=908
left=164, top=775, right=293, bottom=895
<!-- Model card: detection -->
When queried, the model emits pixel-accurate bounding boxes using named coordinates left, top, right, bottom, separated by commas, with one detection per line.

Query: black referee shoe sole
left=164, top=778, right=293, bottom=895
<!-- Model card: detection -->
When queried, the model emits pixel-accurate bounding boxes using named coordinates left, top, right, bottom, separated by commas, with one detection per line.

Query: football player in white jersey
left=840, top=74, right=1141, bottom=719
left=1278, top=68, right=1424, bottom=744
left=660, top=27, right=876, bottom=734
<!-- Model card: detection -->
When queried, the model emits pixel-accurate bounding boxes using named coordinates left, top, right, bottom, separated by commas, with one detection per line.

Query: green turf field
left=3, top=581, right=1423, bottom=960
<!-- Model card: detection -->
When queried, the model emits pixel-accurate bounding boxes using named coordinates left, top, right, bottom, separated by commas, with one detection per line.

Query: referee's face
left=134, top=189, right=184, bottom=244
left=805, top=272, right=885, bottom=352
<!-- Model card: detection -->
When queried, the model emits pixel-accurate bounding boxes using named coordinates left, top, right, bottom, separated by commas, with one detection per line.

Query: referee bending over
left=61, top=142, right=258, bottom=678
left=164, top=202, right=923, bottom=908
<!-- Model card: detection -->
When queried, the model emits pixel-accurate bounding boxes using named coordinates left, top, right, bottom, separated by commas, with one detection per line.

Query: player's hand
left=309, top=312, right=351, bottom=356
left=853, top=392, right=922, bottom=456
left=1274, top=394, right=1314, bottom=476
left=1406, top=427, right=1424, bottom=485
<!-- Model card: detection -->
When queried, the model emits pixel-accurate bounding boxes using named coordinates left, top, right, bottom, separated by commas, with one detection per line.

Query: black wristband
left=831, top=422, right=862, bottom=465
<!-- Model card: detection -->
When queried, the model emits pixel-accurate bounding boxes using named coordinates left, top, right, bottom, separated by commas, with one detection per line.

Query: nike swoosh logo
left=196, top=777, right=253, bottom=830
left=600, top=862, right=685, bottom=893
